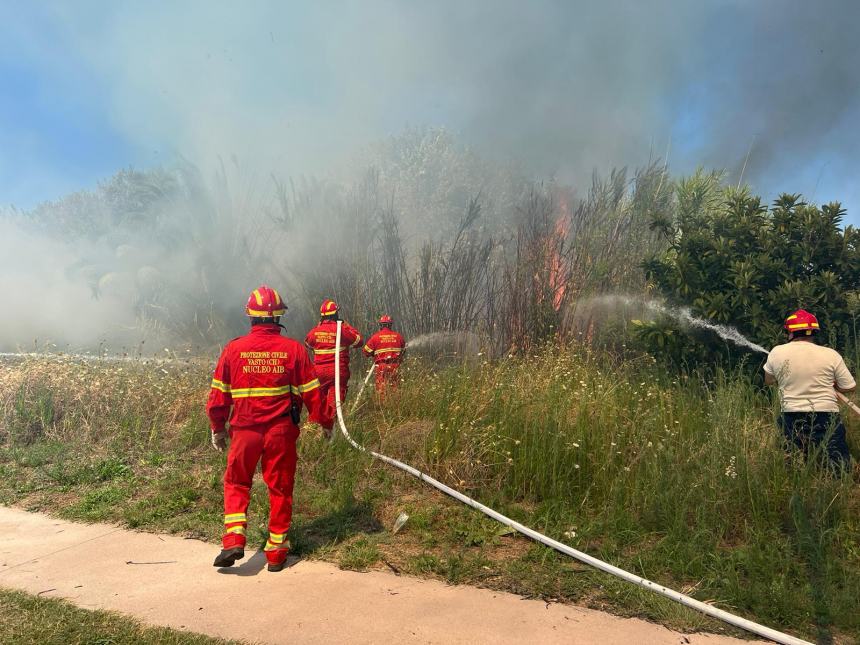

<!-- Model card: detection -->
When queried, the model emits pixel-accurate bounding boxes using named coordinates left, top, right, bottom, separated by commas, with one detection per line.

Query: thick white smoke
left=0, top=220, right=138, bottom=351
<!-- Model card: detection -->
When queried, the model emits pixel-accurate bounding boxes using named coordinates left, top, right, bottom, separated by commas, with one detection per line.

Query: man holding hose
left=363, top=314, right=406, bottom=398
left=305, top=299, right=363, bottom=424
left=764, top=309, right=855, bottom=470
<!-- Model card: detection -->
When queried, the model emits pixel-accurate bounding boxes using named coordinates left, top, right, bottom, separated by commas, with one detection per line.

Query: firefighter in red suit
left=207, top=285, right=332, bottom=572
left=304, top=300, right=362, bottom=420
left=363, top=315, right=406, bottom=397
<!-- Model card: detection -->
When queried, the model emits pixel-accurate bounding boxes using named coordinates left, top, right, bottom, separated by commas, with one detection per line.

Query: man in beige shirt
left=764, top=309, right=854, bottom=469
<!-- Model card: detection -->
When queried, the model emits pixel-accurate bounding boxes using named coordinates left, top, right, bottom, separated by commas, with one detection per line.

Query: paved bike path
left=0, top=507, right=768, bottom=644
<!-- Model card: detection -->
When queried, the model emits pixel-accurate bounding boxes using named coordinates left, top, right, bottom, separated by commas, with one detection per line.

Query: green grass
left=0, top=588, right=234, bottom=644
left=338, top=536, right=382, bottom=570
left=1, top=350, right=859, bottom=642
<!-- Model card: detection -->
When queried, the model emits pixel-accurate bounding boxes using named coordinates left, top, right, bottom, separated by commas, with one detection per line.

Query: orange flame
left=548, top=194, right=570, bottom=311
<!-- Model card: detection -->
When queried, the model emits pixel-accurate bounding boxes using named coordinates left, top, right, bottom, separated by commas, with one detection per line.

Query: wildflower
left=571, top=442, right=580, bottom=448
left=574, top=464, right=580, bottom=469
left=724, top=456, right=738, bottom=479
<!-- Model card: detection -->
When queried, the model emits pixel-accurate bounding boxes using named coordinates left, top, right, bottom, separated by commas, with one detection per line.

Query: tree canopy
left=643, top=171, right=860, bottom=365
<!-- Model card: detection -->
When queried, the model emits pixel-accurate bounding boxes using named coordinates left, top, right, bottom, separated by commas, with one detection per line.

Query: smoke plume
left=1, top=1, right=859, bottom=350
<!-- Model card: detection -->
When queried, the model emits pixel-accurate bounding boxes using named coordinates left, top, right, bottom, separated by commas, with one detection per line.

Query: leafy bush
left=644, top=172, right=860, bottom=367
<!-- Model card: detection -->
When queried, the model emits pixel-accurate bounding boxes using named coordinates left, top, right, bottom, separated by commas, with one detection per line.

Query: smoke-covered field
left=0, top=137, right=667, bottom=354
left=3, top=1, right=860, bottom=355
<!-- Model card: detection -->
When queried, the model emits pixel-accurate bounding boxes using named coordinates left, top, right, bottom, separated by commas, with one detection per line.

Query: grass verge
left=1, top=349, right=858, bottom=643
left=0, top=588, right=234, bottom=644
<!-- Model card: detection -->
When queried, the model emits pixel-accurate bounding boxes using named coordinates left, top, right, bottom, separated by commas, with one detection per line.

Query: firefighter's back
left=305, top=319, right=361, bottom=371
left=224, top=326, right=311, bottom=428
left=366, top=329, right=405, bottom=363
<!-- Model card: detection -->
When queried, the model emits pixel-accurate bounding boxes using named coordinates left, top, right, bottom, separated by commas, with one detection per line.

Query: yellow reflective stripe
left=264, top=540, right=290, bottom=552
left=786, top=314, right=798, bottom=321
left=351, top=337, right=362, bottom=347
left=226, top=526, right=246, bottom=535
left=253, top=289, right=263, bottom=306
left=787, top=322, right=819, bottom=330
left=224, top=513, right=246, bottom=523
left=297, top=378, right=320, bottom=393
left=374, top=347, right=402, bottom=355
left=363, top=344, right=372, bottom=353
left=211, top=378, right=231, bottom=393
left=268, top=532, right=286, bottom=542
left=229, top=385, right=295, bottom=398
left=313, top=347, right=347, bottom=355
left=247, top=307, right=286, bottom=316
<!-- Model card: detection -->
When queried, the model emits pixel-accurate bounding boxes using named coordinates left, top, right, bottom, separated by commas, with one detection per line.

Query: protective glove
left=211, top=430, right=228, bottom=452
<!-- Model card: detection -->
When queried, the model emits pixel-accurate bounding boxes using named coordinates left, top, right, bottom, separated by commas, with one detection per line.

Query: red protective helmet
left=379, top=314, right=393, bottom=325
left=784, top=309, right=819, bottom=334
left=320, top=299, right=339, bottom=317
left=246, top=285, right=286, bottom=318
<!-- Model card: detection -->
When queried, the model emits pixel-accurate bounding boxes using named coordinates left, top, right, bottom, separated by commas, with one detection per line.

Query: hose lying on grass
left=332, top=321, right=811, bottom=645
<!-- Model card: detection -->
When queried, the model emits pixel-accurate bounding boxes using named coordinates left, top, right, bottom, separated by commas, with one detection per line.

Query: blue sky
left=2, top=1, right=858, bottom=222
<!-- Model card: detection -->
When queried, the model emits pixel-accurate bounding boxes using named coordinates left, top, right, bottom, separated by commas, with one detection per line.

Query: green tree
left=643, top=171, right=860, bottom=365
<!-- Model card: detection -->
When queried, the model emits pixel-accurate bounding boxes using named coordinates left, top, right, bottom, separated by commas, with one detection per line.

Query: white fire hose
left=332, top=321, right=811, bottom=645
left=835, top=390, right=860, bottom=418
left=350, top=363, right=377, bottom=414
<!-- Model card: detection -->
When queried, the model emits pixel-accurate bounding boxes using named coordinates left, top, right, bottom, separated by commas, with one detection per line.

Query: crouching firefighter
left=207, top=285, right=333, bottom=572
left=764, top=309, right=855, bottom=471
left=363, top=314, right=406, bottom=397
left=305, top=299, right=362, bottom=420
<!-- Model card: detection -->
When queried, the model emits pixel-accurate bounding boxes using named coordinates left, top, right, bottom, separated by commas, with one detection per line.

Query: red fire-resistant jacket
left=206, top=324, right=331, bottom=432
left=304, top=320, right=362, bottom=371
left=363, top=329, right=406, bottom=365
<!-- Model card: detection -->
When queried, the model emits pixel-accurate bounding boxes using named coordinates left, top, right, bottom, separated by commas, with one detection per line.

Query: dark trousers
left=778, top=412, right=851, bottom=470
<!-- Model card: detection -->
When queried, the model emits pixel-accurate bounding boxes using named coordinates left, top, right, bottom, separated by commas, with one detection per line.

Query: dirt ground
left=0, top=506, right=771, bottom=645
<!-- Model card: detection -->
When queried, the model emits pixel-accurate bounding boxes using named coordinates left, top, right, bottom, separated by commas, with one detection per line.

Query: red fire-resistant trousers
left=315, top=367, right=349, bottom=419
left=374, top=363, right=400, bottom=398
left=222, top=423, right=298, bottom=566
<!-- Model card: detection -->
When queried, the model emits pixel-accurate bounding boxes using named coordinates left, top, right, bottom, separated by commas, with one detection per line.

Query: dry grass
left=1, top=351, right=859, bottom=643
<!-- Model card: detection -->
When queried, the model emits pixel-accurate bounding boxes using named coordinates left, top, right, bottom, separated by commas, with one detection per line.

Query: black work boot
left=267, top=560, right=287, bottom=573
left=213, top=547, right=245, bottom=567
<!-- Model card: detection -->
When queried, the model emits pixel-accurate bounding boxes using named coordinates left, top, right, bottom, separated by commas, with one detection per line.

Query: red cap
left=320, top=299, right=339, bottom=317
left=246, top=285, right=286, bottom=317
left=379, top=314, right=393, bottom=324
